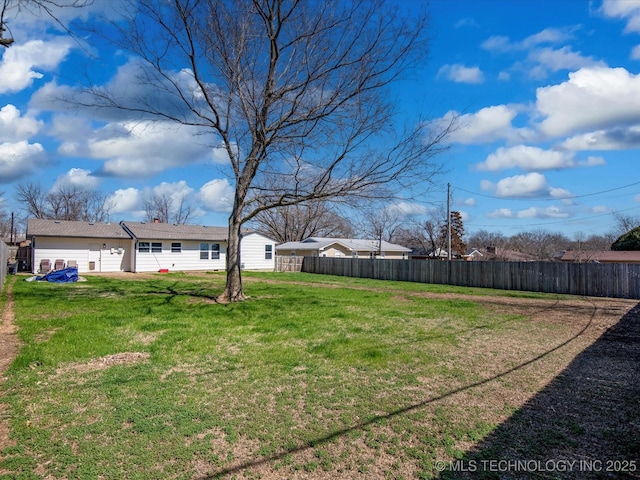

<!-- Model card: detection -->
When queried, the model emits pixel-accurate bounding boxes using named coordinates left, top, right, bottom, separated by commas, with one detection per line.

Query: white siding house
left=240, top=232, right=276, bottom=270
left=26, top=219, right=277, bottom=274
left=120, top=221, right=276, bottom=272
left=27, top=219, right=133, bottom=274
left=276, top=237, right=411, bottom=259
left=120, top=221, right=229, bottom=273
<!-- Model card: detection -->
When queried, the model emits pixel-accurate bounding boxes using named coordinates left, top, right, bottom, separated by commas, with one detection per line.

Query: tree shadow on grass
left=195, top=298, right=640, bottom=479
left=440, top=302, right=640, bottom=480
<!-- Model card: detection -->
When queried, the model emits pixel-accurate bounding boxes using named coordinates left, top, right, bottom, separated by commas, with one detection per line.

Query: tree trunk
left=218, top=209, right=246, bottom=303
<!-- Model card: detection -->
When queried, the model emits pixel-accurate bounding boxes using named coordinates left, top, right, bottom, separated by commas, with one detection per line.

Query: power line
left=465, top=204, right=640, bottom=230
left=454, top=180, right=640, bottom=201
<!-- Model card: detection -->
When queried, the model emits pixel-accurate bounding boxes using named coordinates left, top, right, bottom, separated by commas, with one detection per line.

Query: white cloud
left=484, top=172, right=550, bottom=198
left=50, top=114, right=93, bottom=143
left=58, top=120, right=216, bottom=178
left=454, top=18, right=479, bottom=28
left=0, top=140, right=47, bottom=183
left=481, top=28, right=574, bottom=53
left=600, top=0, right=640, bottom=32
left=477, top=145, right=574, bottom=171
left=536, top=67, right=640, bottom=137
left=386, top=202, right=428, bottom=216
left=516, top=206, right=570, bottom=219
left=198, top=179, right=234, bottom=213
left=437, top=64, right=484, bottom=84
left=463, top=198, right=476, bottom=206
left=30, top=58, right=208, bottom=125
left=0, top=39, right=71, bottom=94
left=51, top=168, right=100, bottom=191
left=561, top=126, right=640, bottom=150
left=487, top=208, right=513, bottom=218
left=581, top=156, right=606, bottom=166
left=107, top=188, right=141, bottom=213
left=0, top=105, right=42, bottom=141
left=549, top=187, right=572, bottom=199
left=150, top=181, right=194, bottom=208
left=446, top=105, right=519, bottom=144
left=632, top=44, right=640, bottom=59
left=526, top=47, right=606, bottom=79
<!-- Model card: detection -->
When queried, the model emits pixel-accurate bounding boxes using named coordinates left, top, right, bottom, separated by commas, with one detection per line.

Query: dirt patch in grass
left=54, top=352, right=151, bottom=377
left=0, top=278, right=19, bottom=453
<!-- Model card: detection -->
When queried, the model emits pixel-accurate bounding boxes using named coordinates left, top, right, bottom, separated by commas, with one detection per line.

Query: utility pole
left=447, top=183, right=451, bottom=261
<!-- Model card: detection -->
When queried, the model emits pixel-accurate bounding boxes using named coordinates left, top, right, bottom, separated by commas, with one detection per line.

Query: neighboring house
left=463, top=248, right=484, bottom=261
left=275, top=237, right=411, bottom=259
left=472, top=247, right=537, bottom=262
left=559, top=250, right=640, bottom=264
left=27, top=218, right=133, bottom=274
left=26, top=219, right=276, bottom=273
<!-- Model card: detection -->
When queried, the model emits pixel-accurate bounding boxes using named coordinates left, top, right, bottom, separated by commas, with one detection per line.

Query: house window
left=200, top=243, right=220, bottom=260
left=171, top=242, right=182, bottom=253
left=138, top=242, right=150, bottom=253
left=151, top=242, right=162, bottom=253
left=200, top=243, right=209, bottom=260
left=352, top=251, right=358, bottom=258
left=265, top=244, right=273, bottom=260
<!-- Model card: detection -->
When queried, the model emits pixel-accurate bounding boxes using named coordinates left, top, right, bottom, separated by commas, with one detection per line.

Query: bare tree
left=394, top=208, right=447, bottom=257
left=467, top=229, right=507, bottom=251
left=15, top=182, right=48, bottom=219
left=612, top=212, right=640, bottom=237
left=15, top=181, right=113, bottom=222
left=0, top=192, right=10, bottom=238
left=252, top=201, right=353, bottom=243
left=75, top=0, right=452, bottom=302
left=144, top=192, right=192, bottom=225
left=1, top=0, right=93, bottom=47
left=507, top=230, right=569, bottom=261
left=357, top=207, right=405, bottom=256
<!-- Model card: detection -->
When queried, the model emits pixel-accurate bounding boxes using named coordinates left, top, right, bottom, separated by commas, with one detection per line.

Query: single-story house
left=559, top=250, right=640, bottom=264
left=275, top=237, right=411, bottom=259
left=26, top=218, right=276, bottom=274
left=27, top=218, right=133, bottom=274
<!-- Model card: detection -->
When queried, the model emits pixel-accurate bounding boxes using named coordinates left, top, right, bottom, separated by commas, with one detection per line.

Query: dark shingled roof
left=26, top=218, right=256, bottom=242
left=27, top=218, right=130, bottom=239
left=120, top=221, right=229, bottom=241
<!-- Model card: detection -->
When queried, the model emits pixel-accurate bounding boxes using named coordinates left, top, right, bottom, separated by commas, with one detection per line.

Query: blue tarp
left=36, top=267, right=79, bottom=283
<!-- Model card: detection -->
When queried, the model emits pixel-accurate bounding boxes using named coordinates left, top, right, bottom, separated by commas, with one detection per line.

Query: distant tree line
left=3, top=182, right=639, bottom=257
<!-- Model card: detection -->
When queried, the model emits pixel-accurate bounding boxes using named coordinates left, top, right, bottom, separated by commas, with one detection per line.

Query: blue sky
left=2, top=0, right=640, bottom=239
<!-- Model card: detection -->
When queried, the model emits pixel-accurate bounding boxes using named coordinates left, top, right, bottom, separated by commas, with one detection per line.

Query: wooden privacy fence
left=0, top=241, right=8, bottom=292
left=301, top=257, right=640, bottom=300
left=275, top=255, right=305, bottom=272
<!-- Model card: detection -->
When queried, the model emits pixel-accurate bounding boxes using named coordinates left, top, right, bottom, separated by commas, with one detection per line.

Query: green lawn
left=0, top=272, right=586, bottom=479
